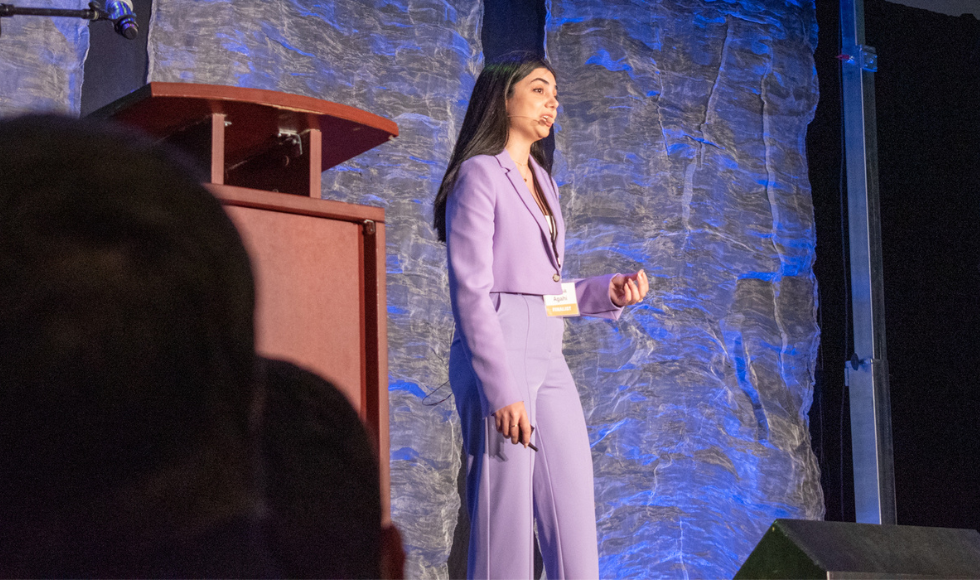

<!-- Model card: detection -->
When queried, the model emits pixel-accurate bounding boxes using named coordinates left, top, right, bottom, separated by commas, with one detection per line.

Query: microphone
left=105, top=0, right=138, bottom=39
left=507, top=115, right=554, bottom=123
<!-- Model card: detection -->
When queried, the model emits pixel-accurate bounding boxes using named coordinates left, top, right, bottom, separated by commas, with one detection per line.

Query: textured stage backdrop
left=0, top=0, right=822, bottom=577
left=546, top=1, right=822, bottom=576
left=0, top=0, right=88, bottom=116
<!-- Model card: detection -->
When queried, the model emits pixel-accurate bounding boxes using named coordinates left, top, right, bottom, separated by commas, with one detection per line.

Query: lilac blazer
left=446, top=151, right=622, bottom=415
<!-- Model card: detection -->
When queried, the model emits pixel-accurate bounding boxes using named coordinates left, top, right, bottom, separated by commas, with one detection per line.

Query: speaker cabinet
left=735, top=519, right=980, bottom=579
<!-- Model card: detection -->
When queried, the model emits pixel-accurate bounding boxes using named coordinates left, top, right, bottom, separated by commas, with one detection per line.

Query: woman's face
left=505, top=67, right=559, bottom=144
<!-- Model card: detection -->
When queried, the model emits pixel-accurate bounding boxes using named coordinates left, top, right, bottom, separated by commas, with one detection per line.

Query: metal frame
left=839, top=0, right=897, bottom=525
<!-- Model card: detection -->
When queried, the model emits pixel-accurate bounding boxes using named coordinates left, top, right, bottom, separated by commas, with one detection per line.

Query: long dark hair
left=433, top=52, right=555, bottom=242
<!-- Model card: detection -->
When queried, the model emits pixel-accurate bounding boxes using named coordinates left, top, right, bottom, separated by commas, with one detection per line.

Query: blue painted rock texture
left=546, top=0, right=823, bottom=577
left=146, top=2, right=480, bottom=577
left=43, top=0, right=825, bottom=577
left=0, top=0, right=88, bottom=116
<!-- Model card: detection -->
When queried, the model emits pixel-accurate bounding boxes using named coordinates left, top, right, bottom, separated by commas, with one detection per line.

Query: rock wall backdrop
left=546, top=1, right=823, bottom=577
left=0, top=0, right=88, bottom=116
left=0, top=0, right=822, bottom=577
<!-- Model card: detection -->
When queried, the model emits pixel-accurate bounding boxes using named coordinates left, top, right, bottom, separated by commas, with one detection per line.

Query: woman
left=434, top=52, right=648, bottom=579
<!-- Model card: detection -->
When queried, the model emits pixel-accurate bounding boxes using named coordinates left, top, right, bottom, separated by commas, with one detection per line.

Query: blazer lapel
left=530, top=157, right=564, bottom=270
left=494, top=151, right=561, bottom=271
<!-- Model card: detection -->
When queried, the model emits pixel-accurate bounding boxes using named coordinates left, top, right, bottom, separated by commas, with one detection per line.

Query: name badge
left=544, top=282, right=580, bottom=317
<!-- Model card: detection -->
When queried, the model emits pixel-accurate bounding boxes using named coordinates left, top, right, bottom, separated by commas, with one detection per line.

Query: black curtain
left=80, top=0, right=151, bottom=115
left=809, top=0, right=980, bottom=530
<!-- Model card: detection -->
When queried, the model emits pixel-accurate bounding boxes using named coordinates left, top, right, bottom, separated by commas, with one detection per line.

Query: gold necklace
left=517, top=161, right=550, bottom=216
left=516, top=160, right=531, bottom=183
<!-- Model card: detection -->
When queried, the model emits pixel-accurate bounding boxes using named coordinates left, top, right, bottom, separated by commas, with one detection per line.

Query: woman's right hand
left=609, top=269, right=649, bottom=307
left=493, top=401, right=531, bottom=447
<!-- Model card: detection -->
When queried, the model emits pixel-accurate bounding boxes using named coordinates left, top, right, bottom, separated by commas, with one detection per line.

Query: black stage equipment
left=735, top=518, right=980, bottom=579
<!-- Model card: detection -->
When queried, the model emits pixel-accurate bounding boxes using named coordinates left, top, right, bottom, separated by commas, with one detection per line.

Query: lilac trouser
left=450, top=293, right=599, bottom=580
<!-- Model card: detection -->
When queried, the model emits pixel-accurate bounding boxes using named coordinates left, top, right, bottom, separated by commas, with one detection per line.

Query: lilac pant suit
left=446, top=151, right=621, bottom=579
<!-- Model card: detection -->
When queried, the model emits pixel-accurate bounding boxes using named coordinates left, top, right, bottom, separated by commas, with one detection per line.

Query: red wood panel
left=214, top=186, right=390, bottom=520
left=224, top=205, right=364, bottom=409
left=210, top=184, right=384, bottom=223
left=210, top=113, right=226, bottom=185
left=90, top=82, right=398, bottom=172
left=368, top=222, right=391, bottom=523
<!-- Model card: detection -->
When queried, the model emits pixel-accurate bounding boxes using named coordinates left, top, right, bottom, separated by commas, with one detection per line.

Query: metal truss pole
left=839, top=0, right=897, bottom=525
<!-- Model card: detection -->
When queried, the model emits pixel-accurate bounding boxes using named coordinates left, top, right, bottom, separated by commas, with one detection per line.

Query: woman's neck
left=504, top=139, right=533, bottom=169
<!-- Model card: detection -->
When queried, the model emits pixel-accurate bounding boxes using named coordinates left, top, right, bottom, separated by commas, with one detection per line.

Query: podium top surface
left=90, top=82, right=399, bottom=171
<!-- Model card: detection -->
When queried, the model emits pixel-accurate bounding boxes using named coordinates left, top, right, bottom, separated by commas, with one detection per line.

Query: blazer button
left=553, top=273, right=560, bottom=282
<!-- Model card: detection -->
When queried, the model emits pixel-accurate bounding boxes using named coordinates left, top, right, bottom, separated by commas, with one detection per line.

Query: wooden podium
left=91, top=83, right=398, bottom=516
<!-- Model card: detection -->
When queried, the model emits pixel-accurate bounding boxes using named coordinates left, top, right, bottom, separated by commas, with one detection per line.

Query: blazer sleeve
left=446, top=161, right=523, bottom=415
left=574, top=274, right=624, bottom=320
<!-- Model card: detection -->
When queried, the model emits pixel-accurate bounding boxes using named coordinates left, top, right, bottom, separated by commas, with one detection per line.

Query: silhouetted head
left=260, top=357, right=384, bottom=579
left=0, top=114, right=259, bottom=576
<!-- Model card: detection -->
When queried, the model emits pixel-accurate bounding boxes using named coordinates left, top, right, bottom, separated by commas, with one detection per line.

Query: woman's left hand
left=609, top=269, right=649, bottom=307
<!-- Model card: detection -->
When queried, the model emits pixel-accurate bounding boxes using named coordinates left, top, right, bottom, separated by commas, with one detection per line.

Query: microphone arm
left=0, top=2, right=136, bottom=40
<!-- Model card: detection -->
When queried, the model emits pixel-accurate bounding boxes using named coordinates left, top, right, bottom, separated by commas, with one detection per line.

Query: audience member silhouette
left=0, top=114, right=403, bottom=579
left=0, top=115, right=272, bottom=577
left=260, top=357, right=389, bottom=578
